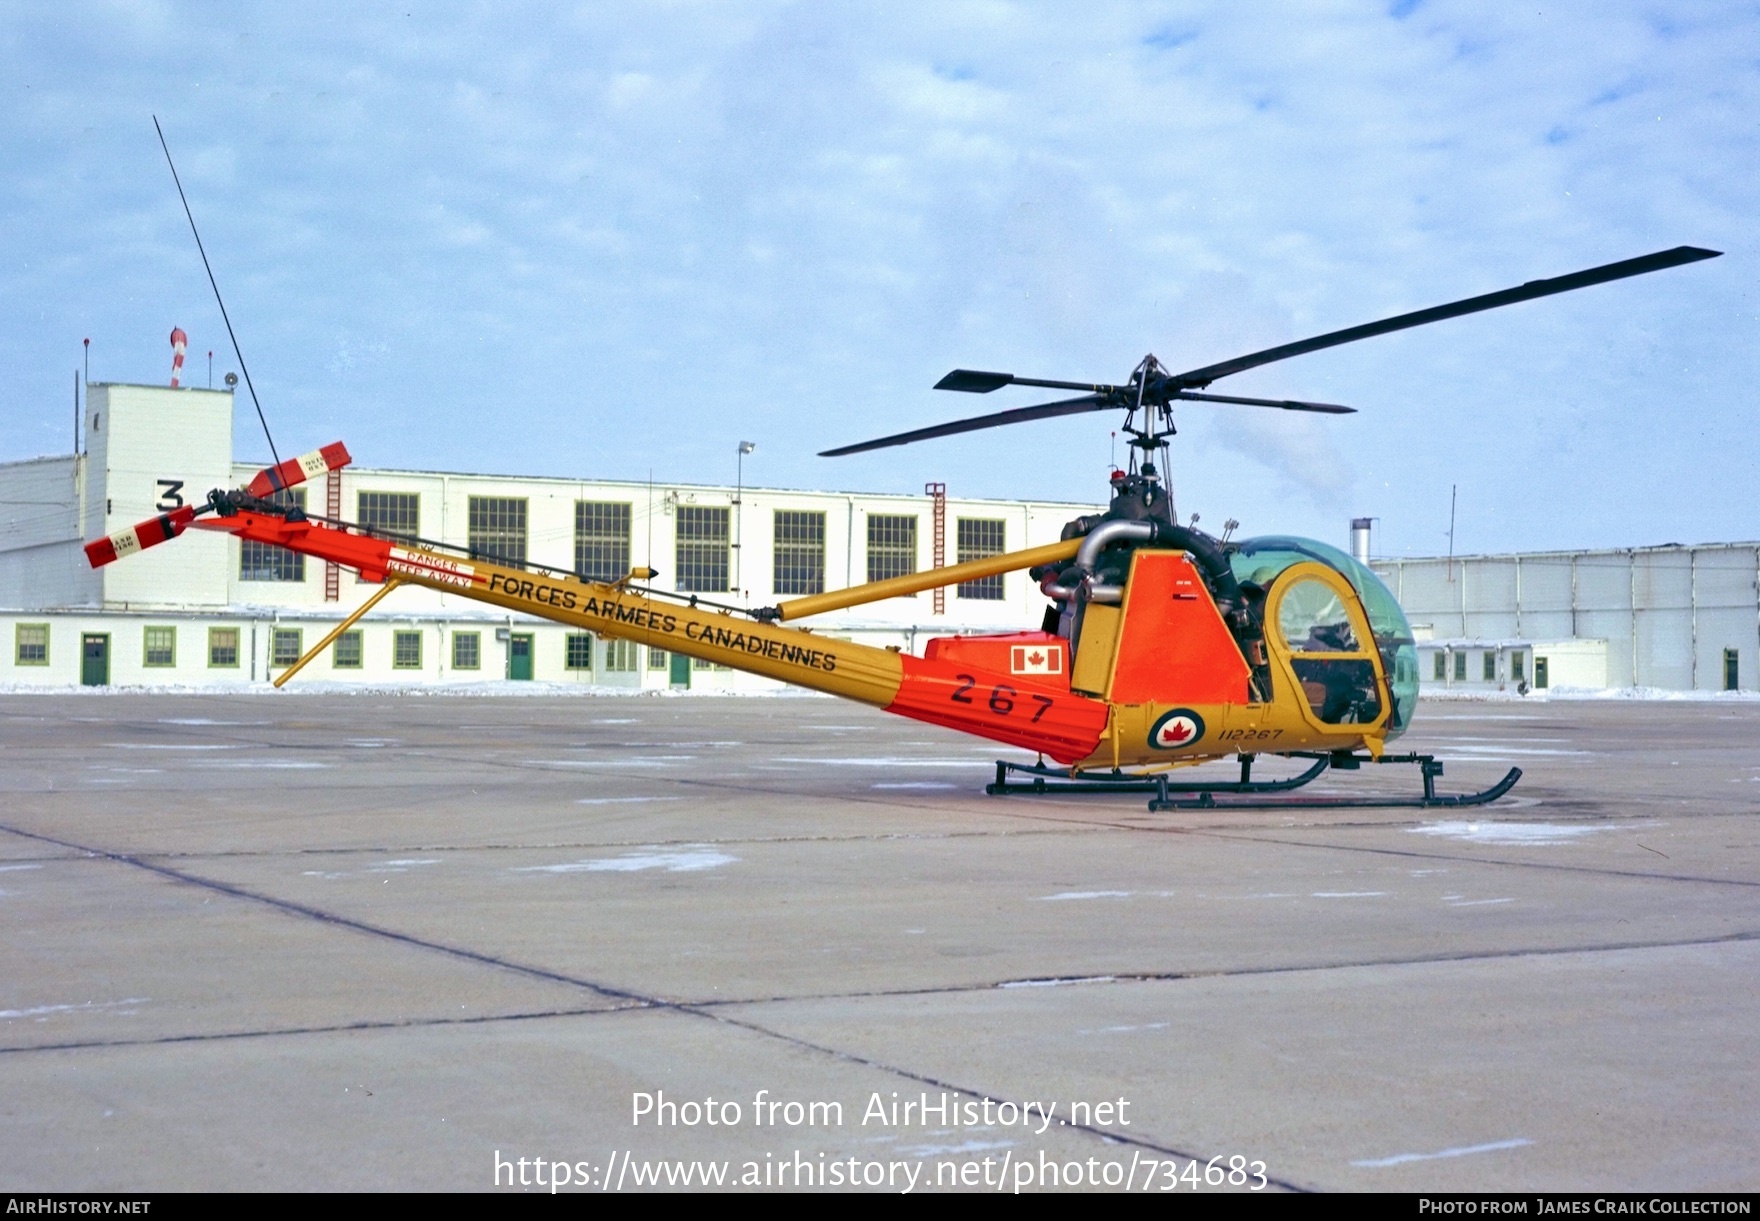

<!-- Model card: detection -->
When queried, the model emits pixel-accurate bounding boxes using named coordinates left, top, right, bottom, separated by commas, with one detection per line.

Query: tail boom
left=189, top=511, right=1108, bottom=762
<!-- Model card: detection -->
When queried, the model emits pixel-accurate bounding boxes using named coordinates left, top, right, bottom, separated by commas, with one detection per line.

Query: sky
left=3, top=1, right=1754, bottom=558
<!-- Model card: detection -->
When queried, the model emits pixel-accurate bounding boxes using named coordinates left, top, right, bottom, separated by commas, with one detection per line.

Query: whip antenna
left=152, top=115, right=281, bottom=468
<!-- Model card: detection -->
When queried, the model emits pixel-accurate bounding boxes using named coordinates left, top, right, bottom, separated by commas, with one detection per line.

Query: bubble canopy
left=1228, top=535, right=1418, bottom=735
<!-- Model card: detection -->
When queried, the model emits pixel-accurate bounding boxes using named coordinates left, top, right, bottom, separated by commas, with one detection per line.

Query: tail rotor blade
left=85, top=505, right=199, bottom=568
left=245, top=441, right=352, bottom=498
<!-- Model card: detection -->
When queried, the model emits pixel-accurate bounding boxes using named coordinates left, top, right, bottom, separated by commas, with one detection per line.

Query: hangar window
left=241, top=489, right=307, bottom=582
left=1483, top=652, right=1497, bottom=681
left=1726, top=648, right=1740, bottom=692
left=469, top=497, right=528, bottom=567
left=605, top=638, right=638, bottom=672
left=357, top=492, right=421, bottom=583
left=648, top=647, right=669, bottom=671
left=1432, top=651, right=1446, bottom=681
left=576, top=502, right=632, bottom=583
left=452, top=632, right=480, bottom=671
left=565, top=633, right=594, bottom=671
left=1453, top=651, right=1467, bottom=681
left=359, top=491, right=419, bottom=539
left=773, top=510, right=826, bottom=596
left=143, top=626, right=176, bottom=668
left=676, top=506, right=730, bottom=593
left=1510, top=651, right=1526, bottom=683
left=208, top=628, right=239, bottom=668
left=393, top=631, right=423, bottom=670
left=867, top=515, right=917, bottom=585
left=956, top=518, right=1006, bottom=600
left=15, top=624, right=48, bottom=666
left=271, top=629, right=303, bottom=669
left=333, top=630, right=363, bottom=669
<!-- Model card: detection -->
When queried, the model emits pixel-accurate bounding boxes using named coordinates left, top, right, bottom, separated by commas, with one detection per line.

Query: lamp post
left=735, top=441, right=755, bottom=594
left=79, top=339, right=89, bottom=454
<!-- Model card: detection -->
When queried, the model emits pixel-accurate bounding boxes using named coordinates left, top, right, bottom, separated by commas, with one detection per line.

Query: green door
left=669, top=650, right=691, bottom=688
left=508, top=634, right=533, bottom=681
left=81, top=633, right=110, bottom=686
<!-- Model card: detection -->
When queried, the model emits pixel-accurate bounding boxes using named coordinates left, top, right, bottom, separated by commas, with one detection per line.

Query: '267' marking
left=949, top=673, right=1053, bottom=722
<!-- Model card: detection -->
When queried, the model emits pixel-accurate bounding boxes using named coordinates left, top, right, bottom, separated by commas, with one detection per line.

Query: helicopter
left=85, top=244, right=1718, bottom=811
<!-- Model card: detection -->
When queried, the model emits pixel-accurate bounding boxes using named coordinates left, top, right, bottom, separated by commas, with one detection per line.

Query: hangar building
left=1372, top=546, right=1758, bottom=695
left=0, top=383, right=1099, bottom=689
left=2, top=383, right=1754, bottom=695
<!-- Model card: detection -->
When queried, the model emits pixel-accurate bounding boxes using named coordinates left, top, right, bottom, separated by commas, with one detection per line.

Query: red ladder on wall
left=925, top=481, right=946, bottom=615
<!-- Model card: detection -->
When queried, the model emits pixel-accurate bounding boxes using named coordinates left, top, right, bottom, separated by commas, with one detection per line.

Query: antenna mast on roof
left=1447, top=484, right=1457, bottom=582
left=152, top=115, right=282, bottom=469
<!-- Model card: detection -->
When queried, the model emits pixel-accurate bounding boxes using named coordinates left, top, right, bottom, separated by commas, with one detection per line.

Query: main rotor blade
left=1174, top=390, right=1355, bottom=414
left=1166, top=245, right=1721, bottom=390
left=935, top=369, right=1122, bottom=395
left=820, top=393, right=1110, bottom=456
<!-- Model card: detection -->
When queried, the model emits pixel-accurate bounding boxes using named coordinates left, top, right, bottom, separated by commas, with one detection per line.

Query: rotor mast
left=1115, top=354, right=1179, bottom=521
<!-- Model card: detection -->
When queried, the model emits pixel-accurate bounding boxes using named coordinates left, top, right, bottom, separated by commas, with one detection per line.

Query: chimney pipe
left=1350, top=517, right=1373, bottom=565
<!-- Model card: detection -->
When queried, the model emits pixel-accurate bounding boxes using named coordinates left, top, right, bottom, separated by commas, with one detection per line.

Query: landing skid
left=986, top=752, right=1521, bottom=811
left=988, top=752, right=1328, bottom=797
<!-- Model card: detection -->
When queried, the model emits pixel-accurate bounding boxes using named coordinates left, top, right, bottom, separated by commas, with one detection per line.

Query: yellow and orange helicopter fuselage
left=84, top=448, right=1515, bottom=810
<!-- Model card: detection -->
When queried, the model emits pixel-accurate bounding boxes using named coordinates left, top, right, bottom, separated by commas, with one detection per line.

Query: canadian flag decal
left=1011, top=644, right=1063, bottom=675
left=1149, top=708, right=1207, bottom=750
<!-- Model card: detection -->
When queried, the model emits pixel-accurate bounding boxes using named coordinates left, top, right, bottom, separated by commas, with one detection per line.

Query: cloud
left=0, top=1, right=1753, bottom=555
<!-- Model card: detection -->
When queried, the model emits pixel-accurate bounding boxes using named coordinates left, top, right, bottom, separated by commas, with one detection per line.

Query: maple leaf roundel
left=1149, top=708, right=1206, bottom=750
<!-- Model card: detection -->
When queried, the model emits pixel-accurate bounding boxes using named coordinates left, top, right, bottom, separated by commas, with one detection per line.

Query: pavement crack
left=0, top=1005, right=646, bottom=1056
left=686, top=928, right=1760, bottom=1009
left=1192, top=830, right=1760, bottom=889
